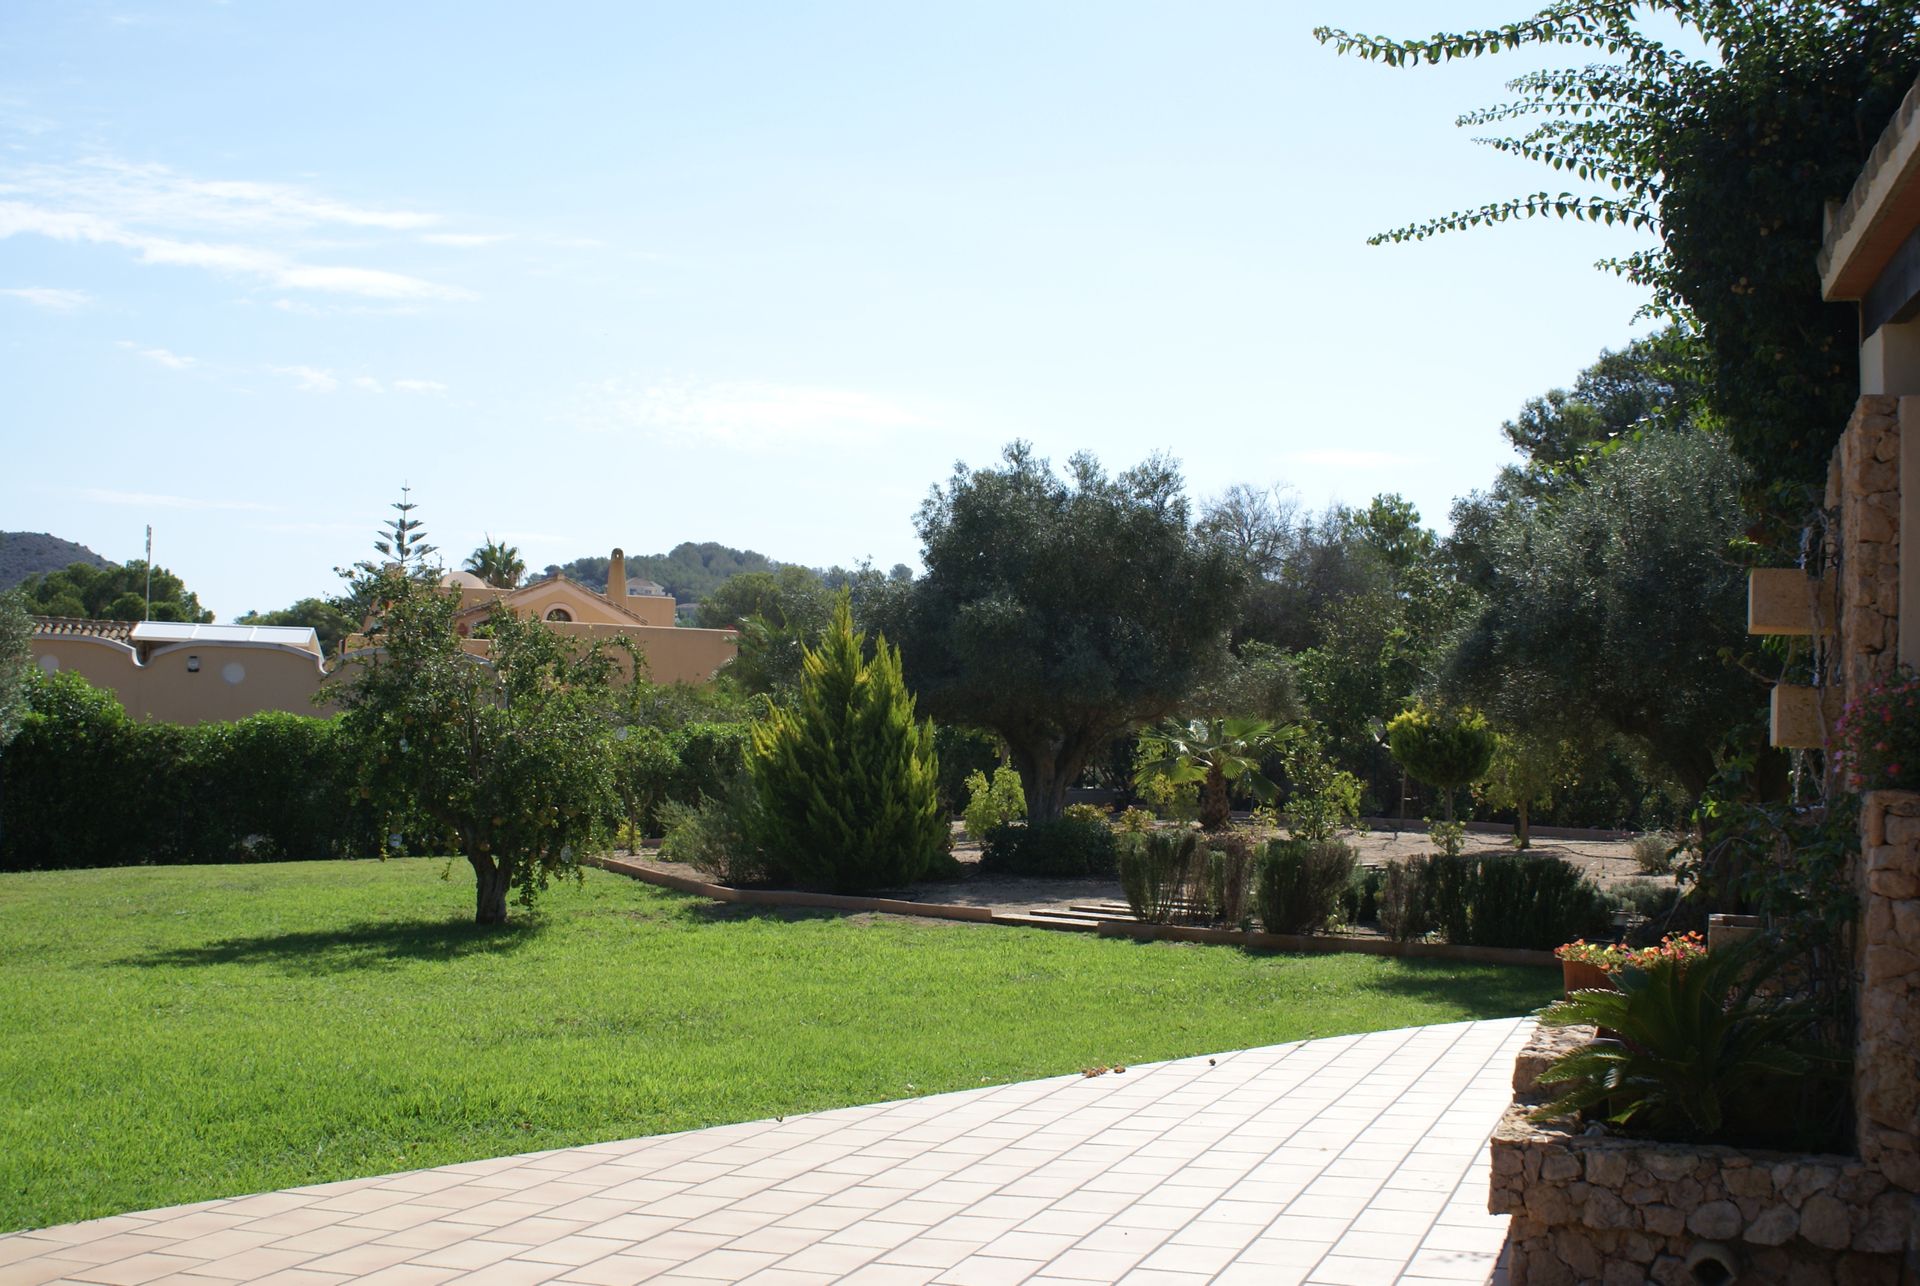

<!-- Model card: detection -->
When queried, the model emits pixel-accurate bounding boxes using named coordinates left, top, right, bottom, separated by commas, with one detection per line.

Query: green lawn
left=0, top=860, right=1555, bottom=1232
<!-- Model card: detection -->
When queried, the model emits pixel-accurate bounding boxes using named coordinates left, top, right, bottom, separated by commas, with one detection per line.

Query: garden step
left=988, top=911, right=1100, bottom=932
left=1068, top=902, right=1142, bottom=918
left=1022, top=907, right=1116, bottom=924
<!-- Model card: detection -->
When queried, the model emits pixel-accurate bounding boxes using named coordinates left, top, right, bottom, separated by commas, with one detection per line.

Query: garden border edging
left=591, top=856, right=1556, bottom=964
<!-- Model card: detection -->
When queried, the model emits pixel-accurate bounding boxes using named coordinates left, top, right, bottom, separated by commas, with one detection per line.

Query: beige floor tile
left=409, top=1239, right=522, bottom=1271
left=513, top=1237, right=635, bottom=1268
left=771, top=1241, right=882, bottom=1275
left=668, top=1248, right=783, bottom=1280
left=12, top=1021, right=1534, bottom=1286
left=929, top=1255, right=1039, bottom=1286
left=453, top=1262, right=567, bottom=1286
left=1400, top=1247, right=1502, bottom=1280
left=875, top=1238, right=987, bottom=1271
left=168, top=1247, right=315, bottom=1281
left=1304, top=1252, right=1410, bottom=1285
left=550, top=1254, right=681, bottom=1285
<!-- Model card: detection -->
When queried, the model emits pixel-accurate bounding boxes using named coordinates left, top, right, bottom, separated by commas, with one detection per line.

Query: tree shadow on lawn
left=124, top=917, right=540, bottom=975
left=1345, top=956, right=1559, bottom=1019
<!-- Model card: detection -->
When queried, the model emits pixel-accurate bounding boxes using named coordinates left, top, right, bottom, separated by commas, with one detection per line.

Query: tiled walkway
left=0, top=1019, right=1530, bottom=1286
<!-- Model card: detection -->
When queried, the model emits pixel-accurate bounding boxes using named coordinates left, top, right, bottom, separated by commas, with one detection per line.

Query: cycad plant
left=1533, top=940, right=1847, bottom=1146
left=747, top=594, right=946, bottom=891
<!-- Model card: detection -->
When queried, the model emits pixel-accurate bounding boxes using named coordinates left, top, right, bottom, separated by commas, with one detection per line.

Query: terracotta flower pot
left=1561, top=959, right=1617, bottom=999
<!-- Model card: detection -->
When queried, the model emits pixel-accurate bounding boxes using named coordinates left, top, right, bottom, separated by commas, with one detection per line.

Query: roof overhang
left=1822, top=75, right=1920, bottom=315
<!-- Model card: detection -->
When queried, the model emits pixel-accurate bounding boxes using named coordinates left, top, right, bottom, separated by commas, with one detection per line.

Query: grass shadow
left=124, top=917, right=541, bottom=974
left=685, top=902, right=863, bottom=925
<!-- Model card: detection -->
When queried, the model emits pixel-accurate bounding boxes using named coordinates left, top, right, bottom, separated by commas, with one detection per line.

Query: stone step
left=988, top=911, right=1100, bottom=932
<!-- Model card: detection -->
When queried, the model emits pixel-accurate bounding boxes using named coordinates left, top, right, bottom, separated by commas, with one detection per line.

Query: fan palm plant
left=464, top=536, right=526, bottom=589
left=1134, top=717, right=1296, bottom=831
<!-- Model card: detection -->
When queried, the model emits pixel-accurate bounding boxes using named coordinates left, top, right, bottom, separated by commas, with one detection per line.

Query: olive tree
left=1442, top=429, right=1754, bottom=799
left=883, top=444, right=1244, bottom=821
left=327, top=567, right=619, bottom=925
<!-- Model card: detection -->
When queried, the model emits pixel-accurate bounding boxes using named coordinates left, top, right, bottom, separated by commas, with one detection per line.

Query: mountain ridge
left=1, top=532, right=112, bottom=592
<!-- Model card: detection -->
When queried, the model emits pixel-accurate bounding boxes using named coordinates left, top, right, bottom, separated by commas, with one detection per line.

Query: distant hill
left=0, top=532, right=112, bottom=591
left=543, top=542, right=781, bottom=607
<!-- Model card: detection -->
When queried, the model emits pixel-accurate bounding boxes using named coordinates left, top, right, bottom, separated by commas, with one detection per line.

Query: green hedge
left=0, top=672, right=394, bottom=871
left=1375, top=853, right=1614, bottom=950
left=611, top=721, right=753, bottom=837
left=1254, top=838, right=1356, bottom=935
left=980, top=817, right=1118, bottom=878
left=2, top=676, right=762, bottom=872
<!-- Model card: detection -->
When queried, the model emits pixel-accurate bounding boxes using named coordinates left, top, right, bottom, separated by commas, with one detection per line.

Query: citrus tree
left=327, top=567, right=620, bottom=925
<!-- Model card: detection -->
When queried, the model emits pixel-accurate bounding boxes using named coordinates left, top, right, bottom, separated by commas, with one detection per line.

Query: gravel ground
left=625, top=822, right=1676, bottom=921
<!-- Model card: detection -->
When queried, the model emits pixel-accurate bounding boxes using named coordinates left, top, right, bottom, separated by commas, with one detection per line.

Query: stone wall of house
left=1861, top=791, right=1920, bottom=1197
left=1826, top=394, right=1903, bottom=707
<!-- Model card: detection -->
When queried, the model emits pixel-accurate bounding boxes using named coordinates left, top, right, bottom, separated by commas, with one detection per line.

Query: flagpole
left=144, top=525, right=153, bottom=621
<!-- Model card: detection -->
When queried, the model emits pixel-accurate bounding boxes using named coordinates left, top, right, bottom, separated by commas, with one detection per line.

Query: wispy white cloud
left=80, top=487, right=274, bottom=512
left=580, top=377, right=931, bottom=450
left=0, top=158, right=474, bottom=301
left=116, top=339, right=194, bottom=370
left=0, top=286, right=90, bottom=310
left=394, top=378, right=447, bottom=394
left=422, top=232, right=509, bottom=248
left=351, top=375, right=383, bottom=392
left=269, top=364, right=339, bottom=393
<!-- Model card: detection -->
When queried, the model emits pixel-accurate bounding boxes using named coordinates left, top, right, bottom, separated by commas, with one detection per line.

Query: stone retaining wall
left=1861, top=791, right=1920, bottom=1194
left=1489, top=1029, right=1917, bottom=1284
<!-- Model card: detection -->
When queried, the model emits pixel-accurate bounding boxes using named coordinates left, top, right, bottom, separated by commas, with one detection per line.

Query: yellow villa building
left=29, top=548, right=737, bottom=725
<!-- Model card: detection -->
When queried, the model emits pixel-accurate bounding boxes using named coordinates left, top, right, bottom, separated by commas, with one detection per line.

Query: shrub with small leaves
left=962, top=765, right=1027, bottom=841
left=1341, top=865, right=1384, bottom=926
left=1631, top=832, right=1676, bottom=874
left=1118, top=830, right=1199, bottom=923
left=1427, top=817, right=1467, bottom=858
left=1379, top=858, right=1430, bottom=941
left=658, top=792, right=770, bottom=886
left=1255, top=838, right=1357, bottom=935
left=1062, top=802, right=1109, bottom=825
left=1203, top=833, right=1257, bottom=924
left=1115, top=806, right=1156, bottom=834
left=1280, top=732, right=1363, bottom=841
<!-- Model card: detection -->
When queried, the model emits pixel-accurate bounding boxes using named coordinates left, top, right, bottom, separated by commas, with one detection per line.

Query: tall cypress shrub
left=747, top=595, right=945, bottom=891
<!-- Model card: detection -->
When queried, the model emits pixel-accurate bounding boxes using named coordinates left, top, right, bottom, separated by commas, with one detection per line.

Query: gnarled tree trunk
left=472, top=855, right=511, bottom=925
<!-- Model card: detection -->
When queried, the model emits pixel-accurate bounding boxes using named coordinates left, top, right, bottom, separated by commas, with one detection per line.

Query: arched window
left=545, top=607, right=573, bottom=623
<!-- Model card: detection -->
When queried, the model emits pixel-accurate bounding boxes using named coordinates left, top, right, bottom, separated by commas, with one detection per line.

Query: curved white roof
left=132, top=621, right=321, bottom=650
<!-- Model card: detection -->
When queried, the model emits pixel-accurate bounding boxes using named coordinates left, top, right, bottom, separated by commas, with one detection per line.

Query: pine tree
left=748, top=594, right=945, bottom=891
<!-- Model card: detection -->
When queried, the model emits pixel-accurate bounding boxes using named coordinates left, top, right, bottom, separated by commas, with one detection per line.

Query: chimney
left=608, top=547, right=628, bottom=602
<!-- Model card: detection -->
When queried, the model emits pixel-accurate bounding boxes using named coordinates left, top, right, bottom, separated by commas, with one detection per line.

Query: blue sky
left=2, top=2, right=1663, bottom=619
